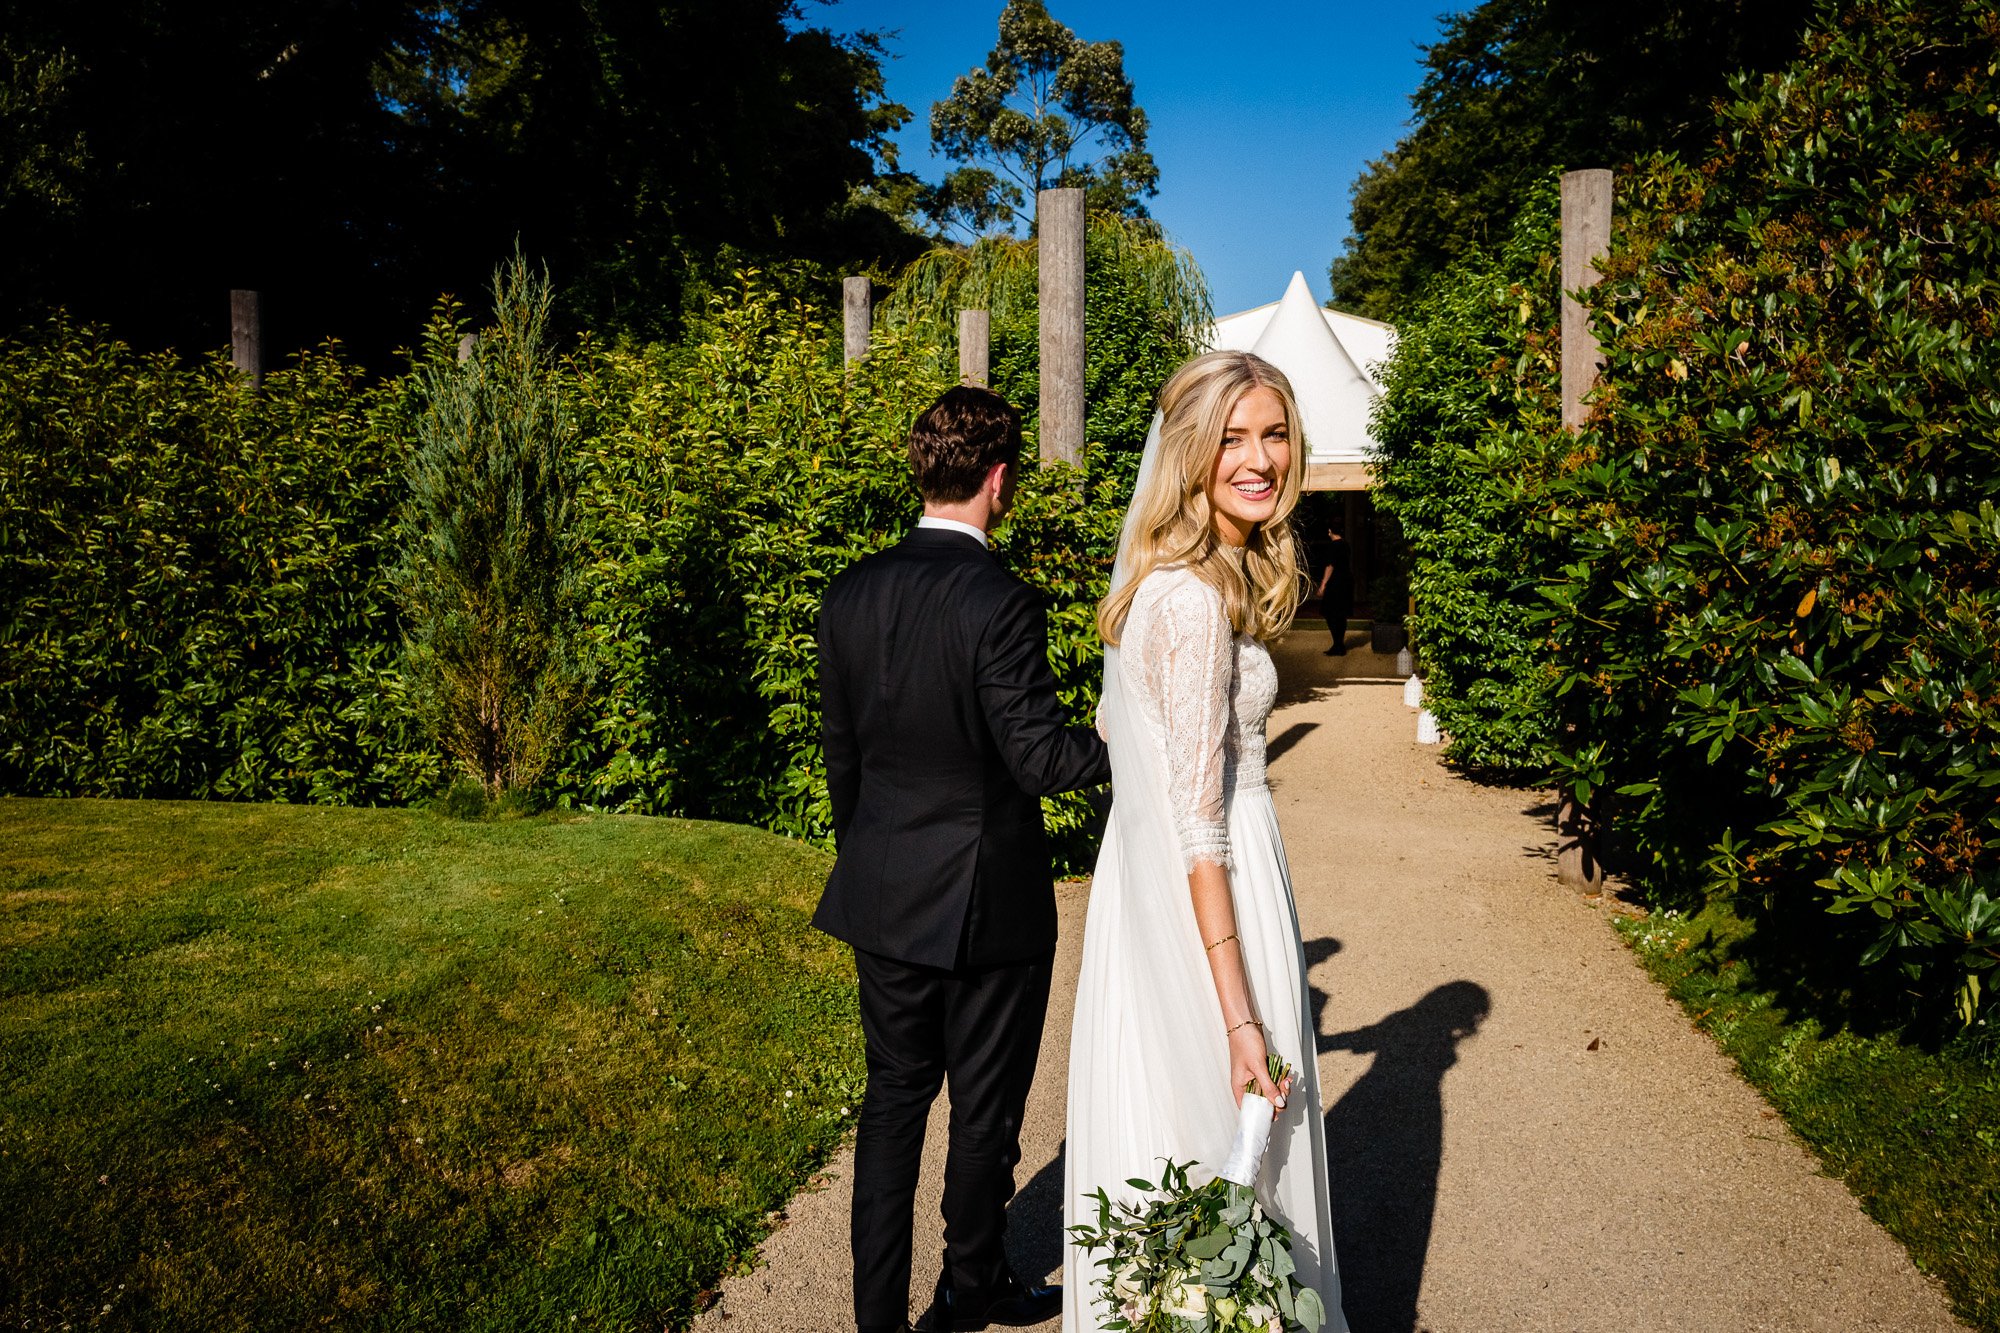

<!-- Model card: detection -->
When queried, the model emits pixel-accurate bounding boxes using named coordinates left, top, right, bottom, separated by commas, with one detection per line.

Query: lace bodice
left=1119, top=565, right=1277, bottom=871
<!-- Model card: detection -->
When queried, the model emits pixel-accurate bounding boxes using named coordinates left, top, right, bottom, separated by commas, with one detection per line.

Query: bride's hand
left=1228, top=1023, right=1288, bottom=1115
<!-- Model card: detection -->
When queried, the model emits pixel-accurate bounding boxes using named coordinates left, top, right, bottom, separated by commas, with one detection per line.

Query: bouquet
left=1069, top=1057, right=1328, bottom=1332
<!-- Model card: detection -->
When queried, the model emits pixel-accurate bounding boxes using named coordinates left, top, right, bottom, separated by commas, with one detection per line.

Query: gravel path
left=697, top=631, right=1963, bottom=1333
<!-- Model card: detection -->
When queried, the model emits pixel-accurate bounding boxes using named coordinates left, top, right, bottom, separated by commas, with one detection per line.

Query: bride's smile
left=1210, top=384, right=1292, bottom=546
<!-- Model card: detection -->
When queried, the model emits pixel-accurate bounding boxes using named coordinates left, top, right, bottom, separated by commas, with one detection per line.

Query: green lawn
left=0, top=798, right=863, bottom=1331
left=1618, top=902, right=2000, bottom=1332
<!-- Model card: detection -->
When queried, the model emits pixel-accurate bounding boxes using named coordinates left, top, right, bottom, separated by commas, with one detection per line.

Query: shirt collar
left=916, top=515, right=989, bottom=548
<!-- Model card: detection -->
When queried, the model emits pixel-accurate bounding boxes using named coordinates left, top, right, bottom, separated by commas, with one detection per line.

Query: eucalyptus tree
left=926, top=0, right=1158, bottom=237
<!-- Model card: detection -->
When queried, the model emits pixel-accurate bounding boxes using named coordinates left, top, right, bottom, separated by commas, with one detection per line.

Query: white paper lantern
left=1403, top=674, right=1424, bottom=708
left=1416, top=709, right=1441, bottom=745
left=1395, top=646, right=1413, bottom=676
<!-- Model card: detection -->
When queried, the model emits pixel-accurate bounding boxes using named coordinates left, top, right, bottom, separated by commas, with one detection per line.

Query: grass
left=0, top=797, right=863, bottom=1331
left=1617, top=899, right=2000, bottom=1331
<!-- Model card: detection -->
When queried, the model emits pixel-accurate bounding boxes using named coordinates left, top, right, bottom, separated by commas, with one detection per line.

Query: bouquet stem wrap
left=1217, top=1092, right=1275, bottom=1187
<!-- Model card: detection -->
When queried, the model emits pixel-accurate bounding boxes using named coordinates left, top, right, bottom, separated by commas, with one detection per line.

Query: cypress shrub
left=397, top=254, right=588, bottom=800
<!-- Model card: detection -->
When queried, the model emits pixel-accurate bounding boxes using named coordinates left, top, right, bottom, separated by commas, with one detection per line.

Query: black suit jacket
left=813, top=526, right=1111, bottom=969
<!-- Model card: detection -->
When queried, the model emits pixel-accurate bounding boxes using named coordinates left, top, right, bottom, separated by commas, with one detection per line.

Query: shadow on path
left=1006, top=1140, right=1066, bottom=1284
left=1267, top=721, right=1320, bottom=766
left=1307, top=938, right=1490, bottom=1333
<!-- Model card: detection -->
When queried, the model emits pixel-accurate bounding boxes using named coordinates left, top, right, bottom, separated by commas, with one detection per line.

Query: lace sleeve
left=1135, top=573, right=1235, bottom=872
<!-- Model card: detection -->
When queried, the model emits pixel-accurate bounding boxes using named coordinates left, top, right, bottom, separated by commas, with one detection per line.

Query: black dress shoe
left=915, top=1275, right=1061, bottom=1330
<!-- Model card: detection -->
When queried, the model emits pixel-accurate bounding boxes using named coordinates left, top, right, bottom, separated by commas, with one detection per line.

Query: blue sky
left=811, top=0, right=1456, bottom=314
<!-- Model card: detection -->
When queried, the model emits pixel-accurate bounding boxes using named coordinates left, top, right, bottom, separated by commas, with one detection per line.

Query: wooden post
left=842, top=276, right=871, bottom=366
left=230, top=289, right=262, bottom=387
left=457, top=333, right=477, bottom=364
left=1038, top=187, right=1085, bottom=466
left=958, top=309, right=991, bottom=387
left=1558, top=167, right=1614, bottom=893
left=1560, top=169, right=1614, bottom=431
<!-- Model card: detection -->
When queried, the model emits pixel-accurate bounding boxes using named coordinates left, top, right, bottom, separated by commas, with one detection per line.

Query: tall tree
left=926, top=0, right=1157, bottom=236
left=1327, top=0, right=1814, bottom=319
left=0, top=0, right=920, bottom=363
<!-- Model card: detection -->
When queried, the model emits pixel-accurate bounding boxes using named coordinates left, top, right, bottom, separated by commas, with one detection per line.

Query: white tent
left=1206, top=271, right=1394, bottom=485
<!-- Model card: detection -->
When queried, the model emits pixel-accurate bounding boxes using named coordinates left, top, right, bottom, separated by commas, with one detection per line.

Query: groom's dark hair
left=907, top=386, right=1023, bottom=503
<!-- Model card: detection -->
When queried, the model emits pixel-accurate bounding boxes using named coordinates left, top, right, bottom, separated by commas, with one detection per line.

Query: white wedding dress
left=1063, top=563, right=1347, bottom=1331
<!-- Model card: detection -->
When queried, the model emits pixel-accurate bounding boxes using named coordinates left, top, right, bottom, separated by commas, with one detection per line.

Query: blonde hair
left=1098, top=351, right=1307, bottom=646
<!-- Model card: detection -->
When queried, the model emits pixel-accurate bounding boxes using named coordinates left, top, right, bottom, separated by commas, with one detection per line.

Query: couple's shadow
left=1007, top=938, right=1489, bottom=1333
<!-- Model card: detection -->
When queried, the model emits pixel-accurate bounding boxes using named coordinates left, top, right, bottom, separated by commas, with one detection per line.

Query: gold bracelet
left=1225, top=1017, right=1263, bottom=1036
left=1204, top=932, right=1238, bottom=953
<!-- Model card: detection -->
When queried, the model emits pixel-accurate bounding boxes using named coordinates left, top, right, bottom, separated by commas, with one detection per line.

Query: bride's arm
left=1189, top=861, right=1286, bottom=1111
left=1146, top=576, right=1288, bottom=1112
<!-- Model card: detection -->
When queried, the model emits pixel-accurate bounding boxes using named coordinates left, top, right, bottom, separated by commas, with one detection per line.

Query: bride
left=1065, top=350, right=1347, bottom=1331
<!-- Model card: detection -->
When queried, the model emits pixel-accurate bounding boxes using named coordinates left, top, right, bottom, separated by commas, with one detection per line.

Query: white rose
left=1164, top=1280, right=1208, bottom=1320
left=1243, top=1303, right=1277, bottom=1329
left=1112, top=1266, right=1143, bottom=1301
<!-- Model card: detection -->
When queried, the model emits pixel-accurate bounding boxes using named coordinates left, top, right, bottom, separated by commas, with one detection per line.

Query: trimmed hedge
left=0, top=273, right=1133, bottom=871
left=1381, top=0, right=2000, bottom=1025
left=0, top=324, right=440, bottom=803
left=1370, top=177, right=1564, bottom=774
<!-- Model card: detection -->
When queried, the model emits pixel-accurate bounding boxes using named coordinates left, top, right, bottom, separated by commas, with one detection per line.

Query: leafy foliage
left=1329, top=0, right=1813, bottom=319
left=555, top=278, right=945, bottom=836
left=1386, top=0, right=2000, bottom=1024
left=0, top=318, right=439, bottom=804
left=1069, top=1152, right=1326, bottom=1332
left=0, top=0, right=920, bottom=360
left=1533, top=0, right=2000, bottom=1024
left=1368, top=176, right=1563, bottom=772
left=882, top=212, right=1210, bottom=494
left=926, top=0, right=1159, bottom=235
left=398, top=254, right=588, bottom=798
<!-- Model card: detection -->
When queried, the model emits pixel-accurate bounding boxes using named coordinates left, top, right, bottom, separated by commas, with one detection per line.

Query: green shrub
left=556, top=276, right=943, bottom=834
left=1369, top=177, right=1564, bottom=773
left=0, top=318, right=440, bottom=804
left=881, top=212, right=1211, bottom=494
left=1378, top=0, right=2000, bottom=1024
left=398, top=253, right=589, bottom=798
left=557, top=273, right=1124, bottom=867
left=1530, top=0, right=2000, bottom=1023
left=1, top=260, right=1163, bottom=874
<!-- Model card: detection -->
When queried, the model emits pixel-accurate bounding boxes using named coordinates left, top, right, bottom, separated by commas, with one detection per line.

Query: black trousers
left=1327, top=596, right=1353, bottom=649
left=849, top=947, right=1053, bottom=1333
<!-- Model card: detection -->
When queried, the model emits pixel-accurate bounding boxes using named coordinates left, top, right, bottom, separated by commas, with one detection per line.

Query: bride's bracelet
left=1224, top=1017, right=1263, bottom=1036
left=1204, top=932, right=1239, bottom=954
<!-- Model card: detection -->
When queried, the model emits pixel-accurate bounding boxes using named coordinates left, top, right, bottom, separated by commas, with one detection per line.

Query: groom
left=815, top=386, right=1111, bottom=1333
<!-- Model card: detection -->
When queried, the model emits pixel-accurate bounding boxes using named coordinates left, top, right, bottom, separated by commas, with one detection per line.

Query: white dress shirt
left=916, top=515, right=989, bottom=548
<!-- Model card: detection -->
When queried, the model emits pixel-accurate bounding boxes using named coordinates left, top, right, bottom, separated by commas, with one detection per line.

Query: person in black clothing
left=1316, top=520, right=1354, bottom=656
left=814, top=386, right=1111, bottom=1333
